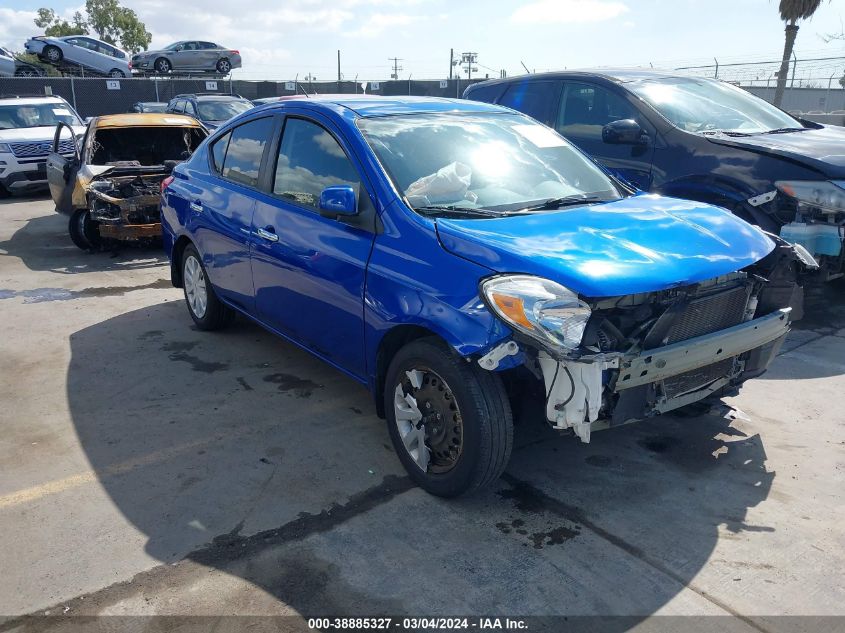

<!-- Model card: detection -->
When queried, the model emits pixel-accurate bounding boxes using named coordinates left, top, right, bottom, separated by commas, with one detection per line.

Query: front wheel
left=154, top=57, right=171, bottom=73
left=68, top=208, right=101, bottom=250
left=44, top=45, right=62, bottom=63
left=384, top=338, right=513, bottom=497
left=181, top=244, right=235, bottom=330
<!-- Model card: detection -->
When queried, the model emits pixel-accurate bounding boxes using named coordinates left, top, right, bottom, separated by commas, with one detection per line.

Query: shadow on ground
left=0, top=202, right=166, bottom=275
left=63, top=300, right=774, bottom=619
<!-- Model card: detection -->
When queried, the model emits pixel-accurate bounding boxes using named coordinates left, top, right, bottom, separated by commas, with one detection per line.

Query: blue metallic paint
left=161, top=96, right=780, bottom=406
left=436, top=194, right=775, bottom=297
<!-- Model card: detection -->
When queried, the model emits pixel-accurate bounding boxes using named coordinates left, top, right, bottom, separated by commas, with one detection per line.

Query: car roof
left=92, top=113, right=204, bottom=128
left=0, top=96, right=70, bottom=106
left=468, top=68, right=716, bottom=88
left=261, top=95, right=507, bottom=117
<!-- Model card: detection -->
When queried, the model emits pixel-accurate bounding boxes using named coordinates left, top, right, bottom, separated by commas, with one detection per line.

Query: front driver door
left=250, top=113, right=377, bottom=379
left=555, top=81, right=655, bottom=191
left=46, top=122, right=80, bottom=214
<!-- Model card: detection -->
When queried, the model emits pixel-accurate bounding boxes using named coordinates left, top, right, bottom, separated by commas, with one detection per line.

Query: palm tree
left=774, top=0, right=824, bottom=107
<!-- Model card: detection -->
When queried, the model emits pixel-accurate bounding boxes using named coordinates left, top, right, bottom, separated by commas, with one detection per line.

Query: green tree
left=773, top=0, right=825, bottom=107
left=34, top=8, right=88, bottom=37
left=84, top=0, right=151, bottom=53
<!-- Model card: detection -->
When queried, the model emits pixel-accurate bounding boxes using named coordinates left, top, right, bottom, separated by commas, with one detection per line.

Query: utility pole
left=449, top=48, right=454, bottom=80
left=337, top=50, right=341, bottom=92
left=460, top=52, right=478, bottom=80
left=389, top=57, right=403, bottom=80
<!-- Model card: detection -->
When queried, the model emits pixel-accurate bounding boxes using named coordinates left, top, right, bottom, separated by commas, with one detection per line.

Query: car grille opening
left=666, top=284, right=750, bottom=344
left=10, top=139, right=76, bottom=158
left=663, top=357, right=737, bottom=399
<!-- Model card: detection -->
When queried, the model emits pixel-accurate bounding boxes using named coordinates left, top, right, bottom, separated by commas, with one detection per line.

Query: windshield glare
left=0, top=103, right=82, bottom=130
left=629, top=77, right=799, bottom=134
left=197, top=101, right=253, bottom=121
left=358, top=112, right=621, bottom=212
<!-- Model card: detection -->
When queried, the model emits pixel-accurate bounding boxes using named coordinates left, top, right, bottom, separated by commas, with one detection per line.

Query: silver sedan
left=131, top=41, right=242, bottom=75
left=24, top=35, right=130, bottom=77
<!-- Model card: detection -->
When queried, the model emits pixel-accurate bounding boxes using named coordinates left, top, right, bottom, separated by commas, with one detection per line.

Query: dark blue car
left=464, top=71, right=845, bottom=281
left=161, top=96, right=804, bottom=496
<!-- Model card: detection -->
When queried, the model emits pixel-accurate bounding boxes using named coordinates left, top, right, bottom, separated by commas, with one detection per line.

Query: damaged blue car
left=161, top=96, right=811, bottom=497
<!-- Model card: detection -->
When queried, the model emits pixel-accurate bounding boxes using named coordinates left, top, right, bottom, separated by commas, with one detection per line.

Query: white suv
left=0, top=95, right=86, bottom=196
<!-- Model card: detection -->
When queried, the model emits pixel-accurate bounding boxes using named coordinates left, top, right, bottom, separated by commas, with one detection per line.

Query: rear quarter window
left=464, top=83, right=505, bottom=104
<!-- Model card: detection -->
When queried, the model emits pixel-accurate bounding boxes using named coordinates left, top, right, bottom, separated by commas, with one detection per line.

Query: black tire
left=0, top=184, right=9, bottom=199
left=14, top=67, right=40, bottom=77
left=108, top=69, right=125, bottom=78
left=154, top=57, right=171, bottom=73
left=44, top=45, right=62, bottom=63
left=216, top=58, right=231, bottom=74
left=384, top=337, right=513, bottom=497
left=181, top=244, right=235, bottom=330
left=68, top=208, right=101, bottom=250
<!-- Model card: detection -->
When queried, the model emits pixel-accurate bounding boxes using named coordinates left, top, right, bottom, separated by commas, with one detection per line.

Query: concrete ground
left=0, top=196, right=843, bottom=631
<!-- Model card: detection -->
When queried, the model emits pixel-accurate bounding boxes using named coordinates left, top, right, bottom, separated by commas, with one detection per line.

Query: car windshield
left=197, top=100, right=253, bottom=121
left=0, top=103, right=82, bottom=130
left=627, top=77, right=800, bottom=135
left=358, top=112, right=622, bottom=214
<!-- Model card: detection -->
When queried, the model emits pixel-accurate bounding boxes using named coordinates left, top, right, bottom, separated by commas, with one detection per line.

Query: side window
left=273, top=118, right=360, bottom=210
left=557, top=82, right=639, bottom=140
left=200, top=42, right=217, bottom=49
left=210, top=131, right=231, bottom=173
left=184, top=101, right=197, bottom=115
left=498, top=81, right=560, bottom=126
left=221, top=117, right=274, bottom=188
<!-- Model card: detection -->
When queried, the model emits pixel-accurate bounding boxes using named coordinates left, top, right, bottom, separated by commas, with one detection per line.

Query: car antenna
left=296, top=82, right=310, bottom=98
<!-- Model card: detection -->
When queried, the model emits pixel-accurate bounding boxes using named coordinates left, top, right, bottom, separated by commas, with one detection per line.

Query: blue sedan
left=161, top=96, right=807, bottom=496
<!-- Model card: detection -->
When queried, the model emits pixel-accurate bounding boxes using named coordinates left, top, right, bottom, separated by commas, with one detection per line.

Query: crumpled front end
left=475, top=248, right=804, bottom=443
left=87, top=173, right=167, bottom=241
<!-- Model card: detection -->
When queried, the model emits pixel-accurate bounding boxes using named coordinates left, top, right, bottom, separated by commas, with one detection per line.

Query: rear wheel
left=68, top=208, right=101, bottom=250
left=181, top=244, right=235, bottom=330
left=384, top=337, right=513, bottom=497
left=108, top=69, right=125, bottom=78
left=154, top=57, right=171, bottom=73
left=44, top=45, right=62, bottom=63
left=216, top=58, right=231, bottom=74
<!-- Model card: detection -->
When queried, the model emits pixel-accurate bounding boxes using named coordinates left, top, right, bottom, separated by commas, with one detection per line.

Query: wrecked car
left=161, top=96, right=812, bottom=497
left=46, top=113, right=208, bottom=250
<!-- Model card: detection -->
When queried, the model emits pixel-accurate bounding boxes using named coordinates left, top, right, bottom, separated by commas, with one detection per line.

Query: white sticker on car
left=52, top=108, right=71, bottom=115
left=512, top=124, right=568, bottom=148
left=164, top=117, right=187, bottom=124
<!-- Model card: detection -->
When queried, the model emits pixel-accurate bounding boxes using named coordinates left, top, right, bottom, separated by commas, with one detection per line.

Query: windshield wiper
left=761, top=127, right=807, bottom=135
left=510, top=195, right=604, bottom=214
left=414, top=204, right=505, bottom=218
left=700, top=129, right=753, bottom=137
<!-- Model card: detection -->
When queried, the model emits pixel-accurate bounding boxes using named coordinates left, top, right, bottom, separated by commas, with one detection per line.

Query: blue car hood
left=435, top=194, right=775, bottom=298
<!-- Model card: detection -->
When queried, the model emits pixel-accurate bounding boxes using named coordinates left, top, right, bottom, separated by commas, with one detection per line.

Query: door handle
left=189, top=201, right=202, bottom=213
left=256, top=227, right=278, bottom=243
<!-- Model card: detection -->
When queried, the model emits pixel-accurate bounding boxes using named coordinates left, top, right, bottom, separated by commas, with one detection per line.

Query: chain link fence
left=0, top=76, right=486, bottom=117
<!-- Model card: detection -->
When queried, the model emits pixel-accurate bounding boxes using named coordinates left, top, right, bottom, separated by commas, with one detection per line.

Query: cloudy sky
left=1, top=0, right=843, bottom=81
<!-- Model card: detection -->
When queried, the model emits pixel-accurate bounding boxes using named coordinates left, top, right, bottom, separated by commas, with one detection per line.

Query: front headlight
left=481, top=275, right=591, bottom=352
left=775, top=180, right=845, bottom=215
left=0, top=143, right=11, bottom=154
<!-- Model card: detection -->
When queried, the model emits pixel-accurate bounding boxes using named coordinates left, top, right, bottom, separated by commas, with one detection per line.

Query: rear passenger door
left=189, top=115, right=277, bottom=312
left=250, top=112, right=378, bottom=379
left=555, top=81, right=655, bottom=190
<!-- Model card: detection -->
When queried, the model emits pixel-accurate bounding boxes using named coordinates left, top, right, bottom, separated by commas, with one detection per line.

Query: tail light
left=128, top=61, right=132, bottom=69
left=231, top=50, right=239, bottom=55
left=160, top=175, right=174, bottom=194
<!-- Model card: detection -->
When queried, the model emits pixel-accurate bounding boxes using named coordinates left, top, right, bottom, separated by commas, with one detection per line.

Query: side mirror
left=602, top=119, right=646, bottom=145
left=319, top=185, right=357, bottom=217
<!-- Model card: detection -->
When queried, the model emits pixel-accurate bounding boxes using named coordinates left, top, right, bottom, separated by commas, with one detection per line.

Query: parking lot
left=1, top=194, right=844, bottom=629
